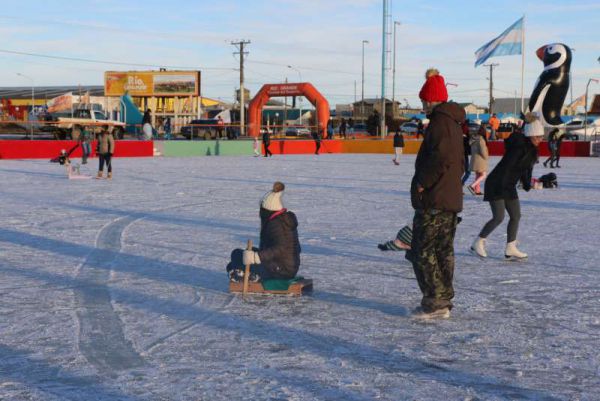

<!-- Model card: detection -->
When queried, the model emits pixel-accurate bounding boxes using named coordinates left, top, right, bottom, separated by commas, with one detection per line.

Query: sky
left=0, top=0, right=598, bottom=108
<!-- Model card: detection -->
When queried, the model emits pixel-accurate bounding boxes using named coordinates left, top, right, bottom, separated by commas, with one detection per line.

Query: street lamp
left=392, top=21, right=401, bottom=107
left=584, top=78, right=599, bottom=139
left=287, top=65, right=303, bottom=127
left=16, top=73, right=34, bottom=139
left=361, top=40, right=369, bottom=120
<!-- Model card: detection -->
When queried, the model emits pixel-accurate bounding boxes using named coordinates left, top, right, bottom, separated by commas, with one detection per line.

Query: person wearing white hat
left=471, top=112, right=543, bottom=260
left=226, top=181, right=301, bottom=282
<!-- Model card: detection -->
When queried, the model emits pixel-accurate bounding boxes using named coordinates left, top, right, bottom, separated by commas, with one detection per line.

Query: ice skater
left=543, top=128, right=563, bottom=168
left=467, top=125, right=489, bottom=195
left=408, top=68, right=465, bottom=319
left=253, top=136, right=261, bottom=157
left=96, top=125, right=115, bottom=179
left=312, top=130, right=321, bottom=155
left=262, top=129, right=273, bottom=157
left=227, top=182, right=301, bottom=283
left=392, top=130, right=404, bottom=165
left=80, top=128, right=92, bottom=164
left=471, top=112, right=543, bottom=260
left=461, top=120, right=471, bottom=185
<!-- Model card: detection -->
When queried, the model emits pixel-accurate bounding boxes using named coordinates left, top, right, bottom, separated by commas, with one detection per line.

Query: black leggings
left=479, top=199, right=521, bottom=242
left=99, top=153, right=112, bottom=173
left=263, top=142, right=272, bottom=157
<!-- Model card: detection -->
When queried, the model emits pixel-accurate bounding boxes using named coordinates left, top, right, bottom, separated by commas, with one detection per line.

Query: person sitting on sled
left=57, top=149, right=70, bottom=166
left=227, top=181, right=301, bottom=283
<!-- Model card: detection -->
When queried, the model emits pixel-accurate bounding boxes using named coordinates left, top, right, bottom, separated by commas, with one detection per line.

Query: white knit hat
left=524, top=112, right=544, bottom=137
left=261, top=182, right=285, bottom=211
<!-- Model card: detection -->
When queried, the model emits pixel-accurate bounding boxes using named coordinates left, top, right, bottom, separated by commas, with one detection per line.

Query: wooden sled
left=229, top=278, right=313, bottom=296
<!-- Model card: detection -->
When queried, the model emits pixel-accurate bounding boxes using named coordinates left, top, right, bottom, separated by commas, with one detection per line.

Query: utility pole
left=380, top=0, right=391, bottom=138
left=484, top=63, right=499, bottom=115
left=231, top=40, right=250, bottom=136
left=392, top=21, right=401, bottom=108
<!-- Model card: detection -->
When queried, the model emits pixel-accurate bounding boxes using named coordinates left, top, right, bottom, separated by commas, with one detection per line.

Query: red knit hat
left=419, top=74, right=448, bottom=102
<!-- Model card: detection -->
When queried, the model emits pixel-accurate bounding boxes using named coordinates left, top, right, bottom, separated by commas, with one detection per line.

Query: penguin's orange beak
left=536, top=46, right=547, bottom=61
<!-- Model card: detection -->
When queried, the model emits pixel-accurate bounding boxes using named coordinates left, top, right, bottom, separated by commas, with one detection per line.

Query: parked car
left=399, top=122, right=419, bottom=134
left=562, top=118, right=598, bottom=131
left=285, top=127, right=311, bottom=137
left=561, top=118, right=600, bottom=141
left=467, top=122, right=481, bottom=136
left=180, top=119, right=221, bottom=140
left=53, top=109, right=126, bottom=140
left=496, top=122, right=518, bottom=140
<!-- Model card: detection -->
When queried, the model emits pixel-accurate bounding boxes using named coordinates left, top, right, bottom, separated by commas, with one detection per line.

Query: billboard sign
left=104, top=71, right=201, bottom=97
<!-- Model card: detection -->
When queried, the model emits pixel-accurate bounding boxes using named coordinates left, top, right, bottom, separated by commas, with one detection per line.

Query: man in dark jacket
left=227, top=182, right=301, bottom=282
left=408, top=69, right=465, bottom=319
left=312, top=130, right=321, bottom=155
left=262, top=130, right=273, bottom=157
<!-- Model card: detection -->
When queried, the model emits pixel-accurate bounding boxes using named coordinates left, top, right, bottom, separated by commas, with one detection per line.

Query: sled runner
left=229, top=277, right=313, bottom=296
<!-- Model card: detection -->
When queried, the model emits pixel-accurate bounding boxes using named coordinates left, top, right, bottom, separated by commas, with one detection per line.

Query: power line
left=0, top=48, right=235, bottom=71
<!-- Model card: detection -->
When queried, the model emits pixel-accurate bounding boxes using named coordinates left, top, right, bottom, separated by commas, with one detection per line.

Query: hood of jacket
left=430, top=102, right=466, bottom=125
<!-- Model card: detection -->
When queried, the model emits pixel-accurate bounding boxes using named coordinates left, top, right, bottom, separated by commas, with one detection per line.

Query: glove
left=243, top=250, right=261, bottom=265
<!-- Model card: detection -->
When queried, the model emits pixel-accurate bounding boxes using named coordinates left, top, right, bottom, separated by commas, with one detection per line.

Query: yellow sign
left=104, top=71, right=200, bottom=97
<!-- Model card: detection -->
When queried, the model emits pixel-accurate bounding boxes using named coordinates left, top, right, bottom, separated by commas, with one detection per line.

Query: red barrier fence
left=487, top=141, right=590, bottom=157
left=0, top=140, right=154, bottom=159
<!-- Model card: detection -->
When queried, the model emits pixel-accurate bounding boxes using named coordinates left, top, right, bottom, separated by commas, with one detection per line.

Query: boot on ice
left=505, top=241, right=527, bottom=260
left=470, top=237, right=487, bottom=258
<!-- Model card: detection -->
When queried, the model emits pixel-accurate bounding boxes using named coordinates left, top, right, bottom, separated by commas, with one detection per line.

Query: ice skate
left=107, top=172, right=112, bottom=180
left=467, top=185, right=477, bottom=195
left=96, top=171, right=103, bottom=179
left=470, top=237, right=487, bottom=258
left=505, top=241, right=527, bottom=260
left=412, top=307, right=450, bottom=320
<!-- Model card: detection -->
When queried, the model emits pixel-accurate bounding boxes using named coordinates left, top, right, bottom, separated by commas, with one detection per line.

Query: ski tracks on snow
left=74, top=200, right=235, bottom=375
left=74, top=215, right=145, bottom=375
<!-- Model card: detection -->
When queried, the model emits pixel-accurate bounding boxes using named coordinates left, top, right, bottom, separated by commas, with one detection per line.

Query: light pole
left=584, top=78, right=599, bottom=139
left=16, top=73, right=34, bottom=139
left=361, top=40, right=369, bottom=121
left=287, top=65, right=303, bottom=127
left=392, top=21, right=401, bottom=109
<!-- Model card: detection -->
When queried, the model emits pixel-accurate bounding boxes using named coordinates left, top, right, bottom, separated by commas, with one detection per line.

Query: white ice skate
left=505, top=241, right=527, bottom=261
left=470, top=237, right=487, bottom=258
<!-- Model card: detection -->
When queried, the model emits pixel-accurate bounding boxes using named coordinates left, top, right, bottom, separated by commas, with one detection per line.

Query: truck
left=52, top=109, right=126, bottom=140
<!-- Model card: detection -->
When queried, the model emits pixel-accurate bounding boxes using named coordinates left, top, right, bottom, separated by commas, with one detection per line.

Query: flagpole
left=520, top=14, right=525, bottom=113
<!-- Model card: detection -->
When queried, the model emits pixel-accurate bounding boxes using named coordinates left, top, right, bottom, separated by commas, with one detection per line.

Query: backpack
left=538, top=172, right=558, bottom=188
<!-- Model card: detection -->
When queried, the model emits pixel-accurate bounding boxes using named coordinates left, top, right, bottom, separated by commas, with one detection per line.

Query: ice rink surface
left=1, top=153, right=599, bottom=401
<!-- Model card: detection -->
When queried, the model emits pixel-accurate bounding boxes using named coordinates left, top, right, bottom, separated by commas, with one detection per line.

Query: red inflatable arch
left=248, top=83, right=330, bottom=138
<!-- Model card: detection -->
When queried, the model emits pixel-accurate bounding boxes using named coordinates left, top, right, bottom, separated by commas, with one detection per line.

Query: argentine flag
left=475, top=17, right=523, bottom=67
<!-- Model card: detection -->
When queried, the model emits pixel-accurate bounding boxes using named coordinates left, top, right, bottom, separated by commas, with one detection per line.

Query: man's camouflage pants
left=410, top=210, right=458, bottom=312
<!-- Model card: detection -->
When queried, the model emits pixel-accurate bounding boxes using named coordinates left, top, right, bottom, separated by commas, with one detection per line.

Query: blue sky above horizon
left=0, top=0, right=598, bottom=107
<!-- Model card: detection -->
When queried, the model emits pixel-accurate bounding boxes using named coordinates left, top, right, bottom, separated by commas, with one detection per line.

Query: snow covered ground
left=0, top=153, right=599, bottom=401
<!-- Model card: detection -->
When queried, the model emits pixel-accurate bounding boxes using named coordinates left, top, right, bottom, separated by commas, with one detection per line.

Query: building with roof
left=491, top=97, right=531, bottom=115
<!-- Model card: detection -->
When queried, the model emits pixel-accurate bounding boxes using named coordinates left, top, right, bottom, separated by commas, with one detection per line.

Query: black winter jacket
left=410, top=102, right=465, bottom=213
left=484, top=132, right=538, bottom=201
left=393, top=133, right=404, bottom=147
left=258, top=208, right=301, bottom=279
left=262, top=132, right=270, bottom=145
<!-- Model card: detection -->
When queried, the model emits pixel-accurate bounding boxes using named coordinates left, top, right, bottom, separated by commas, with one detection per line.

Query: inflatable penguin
left=527, top=43, right=572, bottom=126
